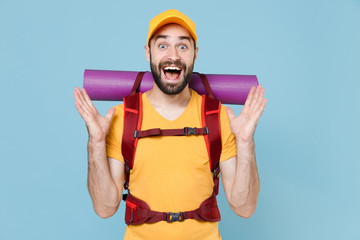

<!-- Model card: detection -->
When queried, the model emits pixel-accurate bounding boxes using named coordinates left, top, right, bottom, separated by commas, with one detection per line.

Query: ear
left=193, top=46, right=199, bottom=62
left=145, top=45, right=150, bottom=62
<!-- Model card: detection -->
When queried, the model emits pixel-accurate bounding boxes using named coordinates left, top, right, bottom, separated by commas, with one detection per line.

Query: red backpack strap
left=201, top=95, right=222, bottom=195
left=122, top=92, right=143, bottom=189
left=198, top=72, right=222, bottom=195
left=121, top=72, right=145, bottom=190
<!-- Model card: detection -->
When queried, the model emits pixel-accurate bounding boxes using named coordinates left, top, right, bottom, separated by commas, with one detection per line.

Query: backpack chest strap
left=134, top=127, right=209, bottom=138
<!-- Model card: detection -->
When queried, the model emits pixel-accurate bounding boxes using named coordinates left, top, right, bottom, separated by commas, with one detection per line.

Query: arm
left=74, top=87, right=124, bottom=218
left=220, top=85, right=266, bottom=218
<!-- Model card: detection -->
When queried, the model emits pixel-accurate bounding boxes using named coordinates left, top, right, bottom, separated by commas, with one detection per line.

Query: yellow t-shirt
left=106, top=90, right=236, bottom=240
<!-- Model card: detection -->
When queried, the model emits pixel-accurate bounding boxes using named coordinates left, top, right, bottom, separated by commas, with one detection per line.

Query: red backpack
left=121, top=72, right=222, bottom=224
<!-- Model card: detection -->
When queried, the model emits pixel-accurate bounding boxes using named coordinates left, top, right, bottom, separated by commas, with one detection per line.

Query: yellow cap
left=147, top=9, right=197, bottom=46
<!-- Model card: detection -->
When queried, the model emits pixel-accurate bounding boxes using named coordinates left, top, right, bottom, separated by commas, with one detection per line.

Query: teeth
left=164, top=66, right=181, bottom=71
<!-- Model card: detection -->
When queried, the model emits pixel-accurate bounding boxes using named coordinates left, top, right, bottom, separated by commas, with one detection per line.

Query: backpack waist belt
left=124, top=176, right=220, bottom=225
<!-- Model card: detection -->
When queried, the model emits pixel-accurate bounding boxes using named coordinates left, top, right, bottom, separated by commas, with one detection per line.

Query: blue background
left=1, top=0, right=359, bottom=239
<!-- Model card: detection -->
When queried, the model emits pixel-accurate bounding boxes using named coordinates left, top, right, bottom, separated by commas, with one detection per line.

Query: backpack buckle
left=165, top=212, right=185, bottom=222
left=184, top=127, right=197, bottom=135
left=213, top=167, right=220, bottom=178
left=134, top=130, right=139, bottom=138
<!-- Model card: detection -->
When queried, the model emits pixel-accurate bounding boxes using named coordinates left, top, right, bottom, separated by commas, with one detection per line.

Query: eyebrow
left=154, top=35, right=192, bottom=43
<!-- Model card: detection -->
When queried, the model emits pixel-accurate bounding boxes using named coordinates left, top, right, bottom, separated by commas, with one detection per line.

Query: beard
left=150, top=56, right=194, bottom=95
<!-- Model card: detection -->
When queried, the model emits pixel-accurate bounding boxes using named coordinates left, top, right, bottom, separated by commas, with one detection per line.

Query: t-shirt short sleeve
left=219, top=105, right=237, bottom=163
left=106, top=104, right=125, bottom=163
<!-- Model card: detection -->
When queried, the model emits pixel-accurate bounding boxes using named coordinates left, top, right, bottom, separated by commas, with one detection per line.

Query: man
left=74, top=9, right=266, bottom=240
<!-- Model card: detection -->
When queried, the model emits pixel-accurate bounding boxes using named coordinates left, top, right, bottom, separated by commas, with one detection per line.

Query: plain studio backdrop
left=0, top=0, right=359, bottom=239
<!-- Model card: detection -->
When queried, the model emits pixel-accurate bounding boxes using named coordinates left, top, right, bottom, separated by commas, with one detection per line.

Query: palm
left=85, top=108, right=111, bottom=138
left=226, top=85, right=267, bottom=142
left=74, top=87, right=116, bottom=142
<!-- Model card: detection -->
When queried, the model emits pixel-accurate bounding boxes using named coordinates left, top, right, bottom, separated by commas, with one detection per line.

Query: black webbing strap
left=198, top=73, right=215, bottom=99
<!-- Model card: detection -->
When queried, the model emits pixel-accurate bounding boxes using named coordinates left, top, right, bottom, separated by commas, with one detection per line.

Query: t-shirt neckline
left=143, top=90, right=196, bottom=123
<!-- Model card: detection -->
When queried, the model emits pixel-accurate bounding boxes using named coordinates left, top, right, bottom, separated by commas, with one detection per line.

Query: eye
left=179, top=44, right=187, bottom=50
left=159, top=44, right=167, bottom=49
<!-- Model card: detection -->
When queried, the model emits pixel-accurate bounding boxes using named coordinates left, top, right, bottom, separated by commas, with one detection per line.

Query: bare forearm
left=87, top=140, right=120, bottom=218
left=224, top=85, right=265, bottom=217
left=230, top=138, right=260, bottom=217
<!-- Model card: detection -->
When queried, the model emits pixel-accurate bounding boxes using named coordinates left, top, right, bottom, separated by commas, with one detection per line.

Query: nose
left=167, top=46, right=180, bottom=62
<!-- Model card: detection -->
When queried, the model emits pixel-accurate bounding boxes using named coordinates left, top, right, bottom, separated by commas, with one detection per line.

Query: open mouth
left=162, top=66, right=182, bottom=80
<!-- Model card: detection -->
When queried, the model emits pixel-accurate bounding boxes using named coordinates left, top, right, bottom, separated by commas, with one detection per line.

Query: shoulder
left=114, top=104, right=124, bottom=112
left=190, top=90, right=228, bottom=119
left=220, top=104, right=228, bottom=117
left=112, top=104, right=124, bottom=117
left=219, top=104, right=231, bottom=128
left=190, top=89, right=202, bottom=102
left=109, top=104, right=125, bottom=129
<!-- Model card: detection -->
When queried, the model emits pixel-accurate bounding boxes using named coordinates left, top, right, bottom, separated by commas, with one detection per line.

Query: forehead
left=151, top=23, right=192, bottom=42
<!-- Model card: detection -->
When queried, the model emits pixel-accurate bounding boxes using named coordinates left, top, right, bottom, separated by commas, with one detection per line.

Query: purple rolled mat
left=83, top=69, right=258, bottom=105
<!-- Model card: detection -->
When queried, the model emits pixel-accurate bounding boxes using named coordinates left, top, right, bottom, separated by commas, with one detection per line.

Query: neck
left=146, top=83, right=192, bottom=121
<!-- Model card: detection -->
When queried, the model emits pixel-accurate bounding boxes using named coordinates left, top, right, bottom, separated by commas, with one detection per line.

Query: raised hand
left=226, top=85, right=267, bottom=143
left=73, top=87, right=116, bottom=143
